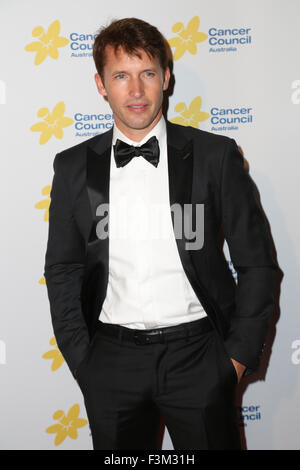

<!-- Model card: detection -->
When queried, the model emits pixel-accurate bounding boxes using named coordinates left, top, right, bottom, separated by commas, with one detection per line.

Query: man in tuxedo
left=44, top=17, right=278, bottom=450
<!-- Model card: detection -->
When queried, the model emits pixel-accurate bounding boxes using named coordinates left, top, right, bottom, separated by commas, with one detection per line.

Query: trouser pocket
left=215, top=332, right=238, bottom=385
left=76, top=334, right=97, bottom=383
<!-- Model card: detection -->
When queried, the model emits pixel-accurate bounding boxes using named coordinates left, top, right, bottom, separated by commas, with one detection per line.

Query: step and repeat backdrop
left=0, top=0, right=299, bottom=450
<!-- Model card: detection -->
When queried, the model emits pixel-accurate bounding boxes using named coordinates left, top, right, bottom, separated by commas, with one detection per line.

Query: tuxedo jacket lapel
left=166, top=121, right=202, bottom=292
left=86, top=129, right=112, bottom=245
left=166, top=121, right=217, bottom=324
left=83, top=129, right=113, bottom=334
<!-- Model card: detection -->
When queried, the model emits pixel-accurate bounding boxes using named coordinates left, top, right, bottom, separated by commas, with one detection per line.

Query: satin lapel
left=86, top=130, right=112, bottom=271
left=166, top=121, right=222, bottom=329
left=166, top=121, right=206, bottom=300
left=167, top=124, right=194, bottom=265
left=87, top=147, right=110, bottom=242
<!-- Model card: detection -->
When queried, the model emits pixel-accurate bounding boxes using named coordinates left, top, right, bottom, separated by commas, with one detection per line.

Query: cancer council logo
left=46, top=404, right=88, bottom=446
left=168, top=16, right=208, bottom=61
left=170, top=96, right=210, bottom=128
left=25, top=20, right=69, bottom=65
left=30, top=102, right=74, bottom=145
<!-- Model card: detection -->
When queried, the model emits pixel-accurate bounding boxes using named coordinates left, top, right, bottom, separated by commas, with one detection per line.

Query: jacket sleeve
left=44, top=153, right=90, bottom=379
left=220, top=138, right=278, bottom=376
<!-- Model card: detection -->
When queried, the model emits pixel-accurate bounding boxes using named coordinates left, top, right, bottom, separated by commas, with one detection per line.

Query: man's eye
left=116, top=74, right=125, bottom=79
left=145, top=72, right=155, bottom=77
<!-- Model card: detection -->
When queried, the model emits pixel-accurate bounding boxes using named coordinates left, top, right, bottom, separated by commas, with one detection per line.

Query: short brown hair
left=93, top=18, right=169, bottom=80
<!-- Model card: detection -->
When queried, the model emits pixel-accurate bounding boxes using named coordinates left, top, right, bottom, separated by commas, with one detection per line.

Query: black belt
left=97, top=316, right=213, bottom=345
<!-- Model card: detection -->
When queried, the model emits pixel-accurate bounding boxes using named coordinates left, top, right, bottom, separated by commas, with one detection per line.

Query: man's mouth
left=127, top=104, right=148, bottom=112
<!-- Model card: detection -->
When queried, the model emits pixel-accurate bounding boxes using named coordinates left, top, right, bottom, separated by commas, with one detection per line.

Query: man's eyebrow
left=111, top=70, right=127, bottom=75
left=111, top=68, right=157, bottom=75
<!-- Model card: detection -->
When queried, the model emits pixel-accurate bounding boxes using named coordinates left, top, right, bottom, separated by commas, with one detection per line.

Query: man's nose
left=129, top=77, right=144, bottom=97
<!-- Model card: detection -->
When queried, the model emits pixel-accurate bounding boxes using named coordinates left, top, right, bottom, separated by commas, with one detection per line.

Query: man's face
left=95, top=45, right=170, bottom=141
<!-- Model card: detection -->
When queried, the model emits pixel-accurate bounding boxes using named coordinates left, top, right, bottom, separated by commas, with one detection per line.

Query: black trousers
left=75, top=317, right=241, bottom=450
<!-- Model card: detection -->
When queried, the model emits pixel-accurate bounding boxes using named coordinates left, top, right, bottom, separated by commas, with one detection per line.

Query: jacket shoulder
left=168, top=121, right=233, bottom=147
left=167, top=121, right=236, bottom=168
left=53, top=129, right=112, bottom=171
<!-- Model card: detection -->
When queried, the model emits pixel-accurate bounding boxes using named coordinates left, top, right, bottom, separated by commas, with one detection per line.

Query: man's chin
left=121, top=113, right=161, bottom=131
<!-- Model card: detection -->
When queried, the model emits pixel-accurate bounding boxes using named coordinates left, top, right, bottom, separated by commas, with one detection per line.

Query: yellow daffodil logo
left=30, top=102, right=74, bottom=145
left=42, top=337, right=65, bottom=371
left=46, top=404, right=88, bottom=446
left=39, top=276, right=46, bottom=285
left=25, top=20, right=69, bottom=66
left=170, top=96, right=210, bottom=128
left=34, top=185, right=51, bottom=221
left=168, top=16, right=208, bottom=61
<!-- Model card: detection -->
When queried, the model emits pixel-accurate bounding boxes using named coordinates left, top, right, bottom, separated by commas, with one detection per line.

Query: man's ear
left=95, top=73, right=107, bottom=97
left=163, top=67, right=171, bottom=92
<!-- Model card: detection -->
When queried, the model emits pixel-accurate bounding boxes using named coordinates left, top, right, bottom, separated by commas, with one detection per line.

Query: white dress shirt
left=99, top=115, right=207, bottom=329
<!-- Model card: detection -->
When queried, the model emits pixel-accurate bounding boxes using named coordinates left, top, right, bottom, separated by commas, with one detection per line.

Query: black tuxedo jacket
left=44, top=121, right=278, bottom=379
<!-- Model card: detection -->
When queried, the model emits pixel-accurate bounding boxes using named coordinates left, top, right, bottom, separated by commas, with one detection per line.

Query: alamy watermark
left=95, top=202, right=205, bottom=250
left=291, top=80, right=300, bottom=104
left=291, top=340, right=300, bottom=365
left=0, top=340, right=6, bottom=364
left=0, top=80, right=6, bottom=104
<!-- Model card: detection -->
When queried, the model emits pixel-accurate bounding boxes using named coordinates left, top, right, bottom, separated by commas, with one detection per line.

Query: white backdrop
left=0, top=0, right=299, bottom=450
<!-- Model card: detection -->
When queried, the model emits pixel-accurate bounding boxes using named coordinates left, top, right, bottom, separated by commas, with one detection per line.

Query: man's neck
left=114, top=111, right=163, bottom=143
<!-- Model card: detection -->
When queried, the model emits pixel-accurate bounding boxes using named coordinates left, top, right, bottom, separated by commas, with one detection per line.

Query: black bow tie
left=113, top=136, right=160, bottom=168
